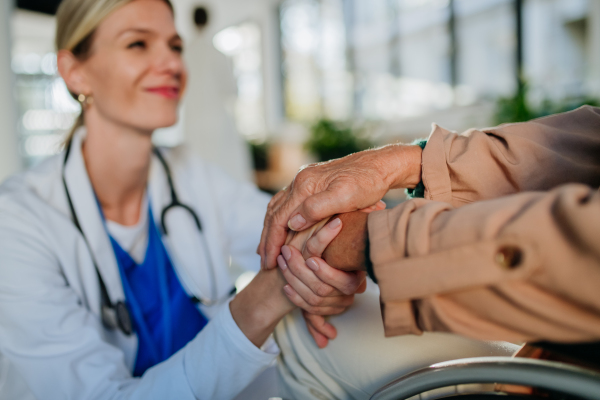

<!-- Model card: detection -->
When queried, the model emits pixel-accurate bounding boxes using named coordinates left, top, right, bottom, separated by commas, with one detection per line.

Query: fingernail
left=327, top=218, right=341, bottom=229
left=281, top=245, right=292, bottom=261
left=307, top=258, right=319, bottom=272
left=379, top=200, right=386, bottom=207
left=283, top=285, right=293, bottom=296
left=277, top=255, right=288, bottom=270
left=288, top=214, right=306, bottom=231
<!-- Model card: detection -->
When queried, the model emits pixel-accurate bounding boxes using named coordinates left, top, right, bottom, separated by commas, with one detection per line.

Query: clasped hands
left=276, top=205, right=382, bottom=347
left=262, top=144, right=423, bottom=347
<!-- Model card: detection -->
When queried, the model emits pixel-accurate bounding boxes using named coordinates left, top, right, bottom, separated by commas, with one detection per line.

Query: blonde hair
left=56, top=0, right=173, bottom=144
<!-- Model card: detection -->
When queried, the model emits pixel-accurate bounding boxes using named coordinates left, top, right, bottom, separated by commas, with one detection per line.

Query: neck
left=82, top=110, right=153, bottom=226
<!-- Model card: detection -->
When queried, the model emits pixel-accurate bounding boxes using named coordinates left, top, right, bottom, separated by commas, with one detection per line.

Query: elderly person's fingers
left=302, top=311, right=337, bottom=349
left=257, top=188, right=289, bottom=266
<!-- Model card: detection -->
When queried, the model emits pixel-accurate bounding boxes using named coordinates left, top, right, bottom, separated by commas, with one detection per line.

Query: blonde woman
left=0, top=0, right=368, bottom=398
left=0, top=0, right=517, bottom=398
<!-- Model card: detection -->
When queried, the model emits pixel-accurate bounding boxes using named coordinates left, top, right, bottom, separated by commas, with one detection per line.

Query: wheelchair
left=369, top=356, right=600, bottom=400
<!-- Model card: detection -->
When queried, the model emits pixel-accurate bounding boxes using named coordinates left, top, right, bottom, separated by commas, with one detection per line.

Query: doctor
left=0, top=0, right=364, bottom=398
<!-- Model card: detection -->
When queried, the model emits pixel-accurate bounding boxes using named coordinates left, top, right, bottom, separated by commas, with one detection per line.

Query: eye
left=127, top=40, right=146, bottom=49
left=171, top=44, right=183, bottom=54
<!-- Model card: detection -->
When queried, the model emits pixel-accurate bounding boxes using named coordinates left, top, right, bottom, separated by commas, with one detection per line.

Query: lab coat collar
left=63, top=128, right=125, bottom=302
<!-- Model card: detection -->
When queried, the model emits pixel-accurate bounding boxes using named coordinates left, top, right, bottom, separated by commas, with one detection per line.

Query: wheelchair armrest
left=369, top=356, right=600, bottom=400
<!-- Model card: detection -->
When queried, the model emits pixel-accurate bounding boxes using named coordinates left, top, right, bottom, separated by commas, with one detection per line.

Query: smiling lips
left=146, top=86, right=180, bottom=99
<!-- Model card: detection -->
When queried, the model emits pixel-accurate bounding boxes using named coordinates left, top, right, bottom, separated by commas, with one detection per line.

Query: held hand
left=258, top=144, right=422, bottom=270
left=321, top=211, right=370, bottom=272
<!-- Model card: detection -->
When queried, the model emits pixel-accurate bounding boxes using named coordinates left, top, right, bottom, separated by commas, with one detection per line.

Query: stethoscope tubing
left=62, top=140, right=234, bottom=336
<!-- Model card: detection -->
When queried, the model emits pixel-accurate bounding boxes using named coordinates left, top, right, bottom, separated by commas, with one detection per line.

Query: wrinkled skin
left=258, top=144, right=423, bottom=270
left=322, top=211, right=370, bottom=272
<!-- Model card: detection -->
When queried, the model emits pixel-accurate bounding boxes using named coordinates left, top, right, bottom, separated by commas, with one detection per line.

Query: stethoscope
left=62, top=140, right=236, bottom=336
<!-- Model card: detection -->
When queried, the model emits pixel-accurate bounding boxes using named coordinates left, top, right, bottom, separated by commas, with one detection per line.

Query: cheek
left=89, top=58, right=142, bottom=103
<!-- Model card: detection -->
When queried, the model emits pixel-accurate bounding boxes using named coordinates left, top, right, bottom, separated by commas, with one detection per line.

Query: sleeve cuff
left=421, top=124, right=454, bottom=203
left=381, top=300, right=423, bottom=337
left=405, top=139, right=428, bottom=199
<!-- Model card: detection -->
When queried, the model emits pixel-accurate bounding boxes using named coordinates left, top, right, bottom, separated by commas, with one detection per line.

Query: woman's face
left=76, top=0, right=186, bottom=132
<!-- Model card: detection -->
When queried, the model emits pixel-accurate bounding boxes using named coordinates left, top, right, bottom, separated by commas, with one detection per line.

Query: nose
left=154, top=44, right=185, bottom=79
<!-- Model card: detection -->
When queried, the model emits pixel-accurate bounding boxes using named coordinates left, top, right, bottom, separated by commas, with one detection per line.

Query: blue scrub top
left=108, top=209, right=208, bottom=376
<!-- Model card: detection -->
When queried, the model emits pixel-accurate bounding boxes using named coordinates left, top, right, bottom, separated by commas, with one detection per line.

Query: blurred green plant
left=494, top=83, right=599, bottom=125
left=494, top=84, right=535, bottom=124
left=305, top=119, right=372, bottom=162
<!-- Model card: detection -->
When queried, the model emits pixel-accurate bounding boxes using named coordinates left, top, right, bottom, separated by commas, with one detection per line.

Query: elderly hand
left=259, top=144, right=422, bottom=270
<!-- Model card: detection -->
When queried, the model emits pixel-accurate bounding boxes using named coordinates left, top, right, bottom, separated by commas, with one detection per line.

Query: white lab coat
left=0, top=129, right=274, bottom=400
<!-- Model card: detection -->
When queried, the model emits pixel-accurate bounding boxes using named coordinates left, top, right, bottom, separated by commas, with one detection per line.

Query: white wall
left=0, top=0, right=21, bottom=183
left=168, top=0, right=284, bottom=181
left=173, top=0, right=284, bottom=128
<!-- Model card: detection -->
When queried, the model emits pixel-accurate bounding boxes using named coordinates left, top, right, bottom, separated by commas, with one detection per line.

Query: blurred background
left=0, top=0, right=599, bottom=203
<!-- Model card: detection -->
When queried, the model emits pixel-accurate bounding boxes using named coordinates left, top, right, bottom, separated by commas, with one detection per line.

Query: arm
left=0, top=210, right=286, bottom=400
left=322, top=185, right=600, bottom=343
left=370, top=184, right=600, bottom=342
left=259, top=106, right=600, bottom=270
left=422, top=105, right=600, bottom=205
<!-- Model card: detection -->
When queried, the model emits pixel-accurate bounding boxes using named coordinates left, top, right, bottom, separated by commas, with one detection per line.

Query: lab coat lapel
left=147, top=151, right=229, bottom=317
left=63, top=129, right=125, bottom=302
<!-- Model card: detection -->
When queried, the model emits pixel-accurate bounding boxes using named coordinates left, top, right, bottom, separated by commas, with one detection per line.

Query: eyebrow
left=118, top=28, right=182, bottom=41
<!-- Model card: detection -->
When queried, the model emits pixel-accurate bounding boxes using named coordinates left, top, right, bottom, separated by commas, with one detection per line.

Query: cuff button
left=495, top=246, right=523, bottom=270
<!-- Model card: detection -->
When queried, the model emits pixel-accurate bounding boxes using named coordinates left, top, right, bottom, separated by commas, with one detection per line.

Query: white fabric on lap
left=275, top=280, right=518, bottom=400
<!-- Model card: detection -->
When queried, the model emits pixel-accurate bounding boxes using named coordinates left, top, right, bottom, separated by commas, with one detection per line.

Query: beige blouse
left=368, top=106, right=600, bottom=343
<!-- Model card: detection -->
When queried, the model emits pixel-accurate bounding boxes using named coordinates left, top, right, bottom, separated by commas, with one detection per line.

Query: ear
left=57, top=49, right=91, bottom=96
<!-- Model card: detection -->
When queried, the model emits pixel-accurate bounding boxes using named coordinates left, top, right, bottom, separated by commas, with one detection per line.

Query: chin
left=136, top=112, right=179, bottom=130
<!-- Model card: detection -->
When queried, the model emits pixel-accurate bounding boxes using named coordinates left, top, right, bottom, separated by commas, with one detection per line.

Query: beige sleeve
left=368, top=184, right=600, bottom=343
left=421, top=106, right=600, bottom=206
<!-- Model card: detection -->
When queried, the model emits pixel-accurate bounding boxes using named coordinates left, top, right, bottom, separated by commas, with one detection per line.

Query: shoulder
left=530, top=105, right=600, bottom=131
left=0, top=155, right=61, bottom=211
left=0, top=154, right=66, bottom=228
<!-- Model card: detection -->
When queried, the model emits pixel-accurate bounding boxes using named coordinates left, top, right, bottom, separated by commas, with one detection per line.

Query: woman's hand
left=258, top=144, right=423, bottom=270
left=229, top=214, right=371, bottom=349
left=278, top=244, right=366, bottom=348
